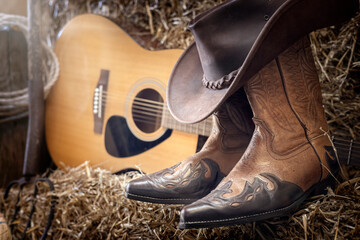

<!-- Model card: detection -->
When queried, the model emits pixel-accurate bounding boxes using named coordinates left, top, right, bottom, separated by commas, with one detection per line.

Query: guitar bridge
left=93, top=69, right=110, bottom=134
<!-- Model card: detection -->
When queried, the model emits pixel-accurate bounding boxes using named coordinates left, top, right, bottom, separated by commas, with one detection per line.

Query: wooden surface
left=0, top=0, right=28, bottom=188
left=0, top=1, right=52, bottom=187
left=0, top=0, right=27, bottom=16
left=0, top=29, right=28, bottom=188
left=45, top=14, right=199, bottom=173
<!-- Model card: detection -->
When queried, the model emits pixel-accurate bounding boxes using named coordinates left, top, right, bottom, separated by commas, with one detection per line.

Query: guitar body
left=45, top=14, right=199, bottom=173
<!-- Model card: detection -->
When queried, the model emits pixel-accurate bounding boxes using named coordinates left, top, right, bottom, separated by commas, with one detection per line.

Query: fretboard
left=161, top=105, right=360, bottom=166
left=161, top=104, right=213, bottom=137
left=332, top=137, right=360, bottom=166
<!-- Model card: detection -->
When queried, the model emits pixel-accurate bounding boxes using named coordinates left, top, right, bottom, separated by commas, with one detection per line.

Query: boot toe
left=179, top=200, right=218, bottom=229
left=125, top=159, right=226, bottom=204
left=179, top=174, right=308, bottom=229
left=125, top=176, right=195, bottom=204
left=125, top=174, right=208, bottom=204
left=125, top=176, right=158, bottom=202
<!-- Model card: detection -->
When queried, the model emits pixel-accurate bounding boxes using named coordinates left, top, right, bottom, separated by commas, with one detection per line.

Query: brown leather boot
left=125, top=88, right=254, bottom=204
left=179, top=37, right=338, bottom=228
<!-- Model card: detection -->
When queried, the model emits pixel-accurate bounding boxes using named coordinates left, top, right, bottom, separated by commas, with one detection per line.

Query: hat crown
left=168, top=0, right=358, bottom=124
left=189, top=0, right=286, bottom=85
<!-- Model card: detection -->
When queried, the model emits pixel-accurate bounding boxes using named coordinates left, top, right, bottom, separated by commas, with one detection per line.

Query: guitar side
left=45, top=14, right=199, bottom=173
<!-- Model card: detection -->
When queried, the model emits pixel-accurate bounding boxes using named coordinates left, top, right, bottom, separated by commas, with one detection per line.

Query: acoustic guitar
left=45, top=14, right=213, bottom=174
left=46, top=14, right=359, bottom=174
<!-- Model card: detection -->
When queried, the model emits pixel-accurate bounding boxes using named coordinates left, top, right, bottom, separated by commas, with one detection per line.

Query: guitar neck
left=161, top=103, right=360, bottom=166
left=332, top=137, right=360, bottom=166
left=161, top=105, right=213, bottom=137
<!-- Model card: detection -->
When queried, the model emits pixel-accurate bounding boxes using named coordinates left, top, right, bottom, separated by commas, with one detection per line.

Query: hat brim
left=167, top=43, right=230, bottom=124
left=167, top=0, right=358, bottom=124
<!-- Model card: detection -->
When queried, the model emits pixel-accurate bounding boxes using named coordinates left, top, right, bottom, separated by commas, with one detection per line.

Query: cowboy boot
left=125, top=88, right=254, bottom=204
left=179, top=37, right=338, bottom=228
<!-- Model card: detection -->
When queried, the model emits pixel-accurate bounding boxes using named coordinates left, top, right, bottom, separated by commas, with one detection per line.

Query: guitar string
left=98, top=97, right=165, bottom=109
left=97, top=92, right=214, bottom=133
left=105, top=105, right=360, bottom=149
left=101, top=92, right=358, bottom=140
left=141, top=97, right=360, bottom=147
left=98, top=92, right=359, bottom=149
left=334, top=146, right=360, bottom=155
left=333, top=147, right=360, bottom=156
left=99, top=91, right=215, bottom=129
left=103, top=121, right=359, bottom=158
left=100, top=91, right=360, bottom=141
left=329, top=141, right=360, bottom=161
left=334, top=143, right=360, bottom=154
left=131, top=108, right=205, bottom=127
left=132, top=102, right=164, bottom=111
left=130, top=104, right=213, bottom=127
left=332, top=140, right=360, bottom=151
left=332, top=138, right=360, bottom=147
left=98, top=96, right=165, bottom=111
left=131, top=97, right=165, bottom=106
left=131, top=105, right=164, bottom=115
left=131, top=116, right=162, bottom=126
left=129, top=118, right=212, bottom=135
left=136, top=109, right=360, bottom=154
left=131, top=102, right=213, bottom=134
left=136, top=101, right=360, bottom=147
left=335, top=152, right=360, bottom=160
left=101, top=96, right=214, bottom=127
left=131, top=114, right=164, bottom=125
left=115, top=113, right=359, bottom=148
left=113, top=106, right=360, bottom=153
left=97, top=99, right=178, bottom=126
left=101, top=91, right=165, bottom=106
left=333, top=136, right=359, bottom=142
left=129, top=116, right=211, bottom=135
left=132, top=97, right=165, bottom=106
left=131, top=115, right=213, bottom=134
left=100, top=93, right=213, bottom=132
left=337, top=154, right=360, bottom=161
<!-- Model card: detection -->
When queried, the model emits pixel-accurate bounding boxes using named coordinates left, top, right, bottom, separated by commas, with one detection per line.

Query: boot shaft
left=245, top=37, right=329, bottom=154
left=277, top=37, right=329, bottom=136
left=204, top=87, right=254, bottom=152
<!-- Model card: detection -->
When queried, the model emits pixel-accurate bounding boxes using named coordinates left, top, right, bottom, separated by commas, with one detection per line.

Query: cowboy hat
left=167, top=0, right=358, bottom=124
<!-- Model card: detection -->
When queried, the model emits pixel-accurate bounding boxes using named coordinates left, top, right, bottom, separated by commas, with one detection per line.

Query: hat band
left=202, top=69, right=238, bottom=90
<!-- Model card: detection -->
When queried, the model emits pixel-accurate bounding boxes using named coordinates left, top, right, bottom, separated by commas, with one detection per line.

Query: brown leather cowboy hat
left=167, top=0, right=358, bottom=124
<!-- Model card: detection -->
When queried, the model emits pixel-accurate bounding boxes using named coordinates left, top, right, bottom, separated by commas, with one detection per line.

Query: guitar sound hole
left=132, top=88, right=164, bottom=133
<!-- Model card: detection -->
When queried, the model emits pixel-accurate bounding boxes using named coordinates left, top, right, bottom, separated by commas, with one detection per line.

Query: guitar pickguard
left=105, top=116, right=172, bottom=157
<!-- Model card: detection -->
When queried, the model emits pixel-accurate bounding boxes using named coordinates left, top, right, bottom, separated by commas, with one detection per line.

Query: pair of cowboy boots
left=125, top=87, right=255, bottom=204
left=126, top=37, right=338, bottom=228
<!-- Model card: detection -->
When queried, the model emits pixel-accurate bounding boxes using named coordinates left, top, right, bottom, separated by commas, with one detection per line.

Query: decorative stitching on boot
left=181, top=174, right=335, bottom=226
left=126, top=192, right=195, bottom=202
left=182, top=199, right=302, bottom=225
left=181, top=173, right=308, bottom=225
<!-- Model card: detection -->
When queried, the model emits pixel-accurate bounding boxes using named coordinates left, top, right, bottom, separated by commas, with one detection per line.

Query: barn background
left=0, top=0, right=359, bottom=239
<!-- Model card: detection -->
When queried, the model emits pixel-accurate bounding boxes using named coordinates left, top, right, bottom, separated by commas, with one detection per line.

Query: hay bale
left=0, top=163, right=360, bottom=239
left=1, top=1, right=359, bottom=239
left=311, top=14, right=360, bottom=140
left=0, top=213, right=11, bottom=240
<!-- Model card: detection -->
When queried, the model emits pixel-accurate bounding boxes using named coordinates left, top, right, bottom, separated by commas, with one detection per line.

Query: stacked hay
left=0, top=213, right=11, bottom=240
left=0, top=0, right=359, bottom=239
left=1, top=163, right=359, bottom=239
left=310, top=15, right=360, bottom=140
